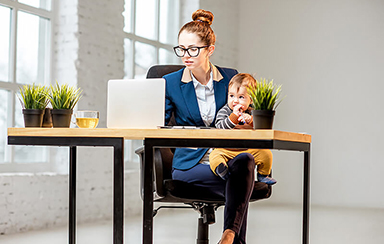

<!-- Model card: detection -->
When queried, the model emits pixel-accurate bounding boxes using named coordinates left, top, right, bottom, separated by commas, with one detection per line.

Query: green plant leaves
left=48, top=82, right=83, bottom=110
left=247, top=78, right=283, bottom=110
left=18, top=84, right=49, bottom=110
left=18, top=82, right=83, bottom=110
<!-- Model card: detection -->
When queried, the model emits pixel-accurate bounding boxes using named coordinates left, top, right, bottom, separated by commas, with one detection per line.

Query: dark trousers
left=225, top=153, right=255, bottom=244
left=172, top=153, right=255, bottom=244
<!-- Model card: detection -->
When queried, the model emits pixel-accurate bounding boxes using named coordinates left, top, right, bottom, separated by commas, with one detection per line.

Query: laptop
left=107, top=78, right=166, bottom=129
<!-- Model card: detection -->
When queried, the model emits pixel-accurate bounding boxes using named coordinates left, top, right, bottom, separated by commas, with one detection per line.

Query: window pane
left=17, top=11, right=50, bottom=85
left=124, top=39, right=133, bottom=79
left=135, top=0, right=156, bottom=40
left=123, top=0, right=132, bottom=33
left=13, top=93, right=47, bottom=163
left=0, top=6, right=11, bottom=82
left=159, top=0, right=179, bottom=45
left=18, top=0, right=51, bottom=11
left=135, top=42, right=156, bottom=79
left=159, top=48, right=179, bottom=64
left=0, top=90, right=9, bottom=163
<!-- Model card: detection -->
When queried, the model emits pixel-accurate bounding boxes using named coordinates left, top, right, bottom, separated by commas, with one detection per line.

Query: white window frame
left=0, top=0, right=54, bottom=173
left=123, top=0, right=181, bottom=79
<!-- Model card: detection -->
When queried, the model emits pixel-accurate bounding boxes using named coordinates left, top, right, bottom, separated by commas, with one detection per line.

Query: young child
left=209, top=73, right=277, bottom=185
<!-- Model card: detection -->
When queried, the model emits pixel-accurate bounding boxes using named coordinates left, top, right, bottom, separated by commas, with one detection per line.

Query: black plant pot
left=252, top=110, right=275, bottom=129
left=42, top=108, right=53, bottom=128
left=22, top=109, right=45, bottom=127
left=51, top=109, right=73, bottom=128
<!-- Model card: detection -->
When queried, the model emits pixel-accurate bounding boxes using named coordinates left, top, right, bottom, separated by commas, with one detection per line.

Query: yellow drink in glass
left=76, top=118, right=99, bottom=128
left=75, top=111, right=99, bottom=128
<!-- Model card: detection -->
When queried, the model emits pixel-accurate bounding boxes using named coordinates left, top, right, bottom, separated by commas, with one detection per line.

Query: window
left=123, top=0, right=181, bottom=166
left=0, top=0, right=53, bottom=172
left=123, top=0, right=181, bottom=79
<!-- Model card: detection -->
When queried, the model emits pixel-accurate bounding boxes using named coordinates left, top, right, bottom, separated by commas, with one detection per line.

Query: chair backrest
left=146, top=64, right=185, bottom=79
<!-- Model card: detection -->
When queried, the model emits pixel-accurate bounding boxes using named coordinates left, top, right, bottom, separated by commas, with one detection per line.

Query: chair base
left=153, top=203, right=216, bottom=244
left=197, top=217, right=209, bottom=244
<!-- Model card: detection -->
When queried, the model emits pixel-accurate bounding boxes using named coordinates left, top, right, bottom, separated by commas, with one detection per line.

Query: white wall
left=235, top=0, right=384, bottom=208
left=200, top=0, right=240, bottom=69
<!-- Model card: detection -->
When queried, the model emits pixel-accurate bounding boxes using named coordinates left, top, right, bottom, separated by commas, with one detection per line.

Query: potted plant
left=18, top=84, right=49, bottom=127
left=48, top=82, right=82, bottom=128
left=247, top=78, right=283, bottom=129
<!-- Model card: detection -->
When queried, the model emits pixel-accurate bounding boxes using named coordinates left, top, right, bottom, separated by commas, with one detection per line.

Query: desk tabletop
left=8, top=128, right=311, bottom=143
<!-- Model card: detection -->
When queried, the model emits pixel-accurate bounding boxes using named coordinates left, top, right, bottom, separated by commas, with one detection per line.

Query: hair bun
left=192, top=9, right=214, bottom=25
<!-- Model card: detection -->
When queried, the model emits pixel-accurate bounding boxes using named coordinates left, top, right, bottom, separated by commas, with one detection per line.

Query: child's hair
left=178, top=9, right=216, bottom=46
left=228, top=73, right=257, bottom=92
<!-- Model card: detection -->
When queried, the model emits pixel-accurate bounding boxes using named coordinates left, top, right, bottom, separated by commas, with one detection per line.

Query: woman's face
left=178, top=31, right=214, bottom=71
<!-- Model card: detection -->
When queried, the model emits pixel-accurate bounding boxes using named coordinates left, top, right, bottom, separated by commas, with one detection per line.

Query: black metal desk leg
left=303, top=150, right=310, bottom=244
left=143, top=141, right=154, bottom=244
left=69, top=146, right=77, bottom=244
left=113, top=139, right=124, bottom=244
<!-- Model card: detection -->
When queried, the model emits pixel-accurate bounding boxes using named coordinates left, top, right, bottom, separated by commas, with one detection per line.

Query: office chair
left=135, top=64, right=272, bottom=244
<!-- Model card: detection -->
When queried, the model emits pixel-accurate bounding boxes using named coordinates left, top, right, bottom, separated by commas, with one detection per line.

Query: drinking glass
left=75, top=111, right=99, bottom=128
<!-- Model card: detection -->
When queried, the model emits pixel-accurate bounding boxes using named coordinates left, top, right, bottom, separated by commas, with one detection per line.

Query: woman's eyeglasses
left=173, top=46, right=210, bottom=57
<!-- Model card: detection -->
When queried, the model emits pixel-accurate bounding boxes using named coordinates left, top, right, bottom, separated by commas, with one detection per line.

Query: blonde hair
left=178, top=9, right=216, bottom=46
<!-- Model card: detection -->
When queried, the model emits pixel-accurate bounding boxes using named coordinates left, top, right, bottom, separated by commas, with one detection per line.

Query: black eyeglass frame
left=173, top=45, right=210, bottom=57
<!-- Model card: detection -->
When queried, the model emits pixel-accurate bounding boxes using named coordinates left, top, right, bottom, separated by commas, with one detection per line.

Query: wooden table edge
left=7, top=128, right=311, bottom=143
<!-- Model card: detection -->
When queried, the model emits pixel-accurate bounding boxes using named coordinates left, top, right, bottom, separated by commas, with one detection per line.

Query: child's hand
left=233, top=104, right=244, bottom=117
left=242, top=113, right=252, bottom=124
left=238, top=112, right=251, bottom=124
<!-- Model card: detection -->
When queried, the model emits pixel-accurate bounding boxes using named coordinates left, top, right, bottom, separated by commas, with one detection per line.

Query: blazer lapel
left=181, top=82, right=205, bottom=126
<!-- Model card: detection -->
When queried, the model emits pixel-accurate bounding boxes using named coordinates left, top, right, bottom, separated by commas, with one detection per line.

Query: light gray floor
left=0, top=203, right=383, bottom=244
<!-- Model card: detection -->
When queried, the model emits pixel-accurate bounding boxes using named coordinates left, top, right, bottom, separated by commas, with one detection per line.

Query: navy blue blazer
left=163, top=65, right=238, bottom=170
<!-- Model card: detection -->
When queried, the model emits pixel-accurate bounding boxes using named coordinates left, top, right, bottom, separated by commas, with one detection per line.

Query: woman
left=163, top=9, right=270, bottom=244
